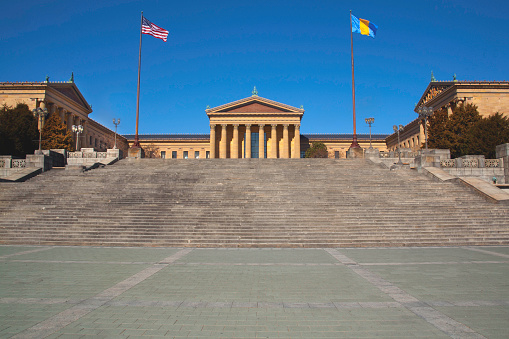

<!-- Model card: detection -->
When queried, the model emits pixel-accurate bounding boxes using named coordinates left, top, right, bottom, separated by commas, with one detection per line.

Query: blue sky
left=1, top=0, right=508, bottom=135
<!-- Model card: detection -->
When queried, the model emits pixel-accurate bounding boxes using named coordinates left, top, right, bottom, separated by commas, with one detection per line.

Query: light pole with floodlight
left=72, top=125, right=83, bottom=151
left=393, top=124, right=404, bottom=165
left=113, top=118, right=120, bottom=149
left=416, top=106, right=433, bottom=150
left=365, top=117, right=374, bottom=149
left=32, top=106, right=48, bottom=153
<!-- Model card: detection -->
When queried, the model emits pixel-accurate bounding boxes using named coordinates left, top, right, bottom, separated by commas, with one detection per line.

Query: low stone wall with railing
left=439, top=157, right=505, bottom=184
left=66, top=148, right=122, bottom=169
left=0, top=157, right=27, bottom=176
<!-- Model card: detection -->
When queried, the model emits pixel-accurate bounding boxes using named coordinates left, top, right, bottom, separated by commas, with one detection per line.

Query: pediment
left=207, top=96, right=303, bottom=115
left=416, top=82, right=453, bottom=108
left=220, top=102, right=292, bottom=113
left=49, top=83, right=92, bottom=113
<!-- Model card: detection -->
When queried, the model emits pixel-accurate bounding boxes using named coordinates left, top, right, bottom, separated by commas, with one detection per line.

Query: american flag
left=142, top=16, right=169, bottom=42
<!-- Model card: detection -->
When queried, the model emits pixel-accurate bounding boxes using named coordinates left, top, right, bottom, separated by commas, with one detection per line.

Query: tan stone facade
left=126, top=94, right=389, bottom=158
left=0, top=81, right=129, bottom=155
left=386, top=80, right=509, bottom=151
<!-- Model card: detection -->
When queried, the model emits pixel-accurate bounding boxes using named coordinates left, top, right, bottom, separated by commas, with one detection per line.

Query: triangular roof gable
left=48, top=82, right=92, bottom=113
left=415, top=81, right=455, bottom=109
left=207, top=96, right=303, bottom=114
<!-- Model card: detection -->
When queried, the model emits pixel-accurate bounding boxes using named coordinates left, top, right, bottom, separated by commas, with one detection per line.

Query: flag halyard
left=142, top=16, right=169, bottom=42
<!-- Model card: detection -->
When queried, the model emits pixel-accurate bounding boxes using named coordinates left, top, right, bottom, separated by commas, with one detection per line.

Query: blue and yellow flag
left=352, top=14, right=377, bottom=38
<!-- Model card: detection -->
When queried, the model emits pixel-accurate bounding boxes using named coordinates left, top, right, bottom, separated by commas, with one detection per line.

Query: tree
left=305, top=142, right=328, bottom=158
left=466, top=113, right=509, bottom=158
left=41, top=112, right=75, bottom=151
left=0, top=103, right=39, bottom=156
left=427, top=103, right=482, bottom=158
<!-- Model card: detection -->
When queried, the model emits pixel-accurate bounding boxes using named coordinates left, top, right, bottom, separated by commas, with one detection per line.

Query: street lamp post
left=32, top=107, right=48, bottom=153
left=393, top=124, right=404, bottom=165
left=113, top=118, right=120, bottom=149
left=416, top=106, right=433, bottom=150
left=365, top=117, right=375, bottom=149
left=72, top=125, right=83, bottom=151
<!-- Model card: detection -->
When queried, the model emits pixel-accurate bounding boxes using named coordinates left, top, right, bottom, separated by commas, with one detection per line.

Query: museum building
left=0, top=78, right=129, bottom=153
left=125, top=90, right=389, bottom=159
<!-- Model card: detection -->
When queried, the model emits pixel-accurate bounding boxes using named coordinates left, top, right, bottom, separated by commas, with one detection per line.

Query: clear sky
left=1, top=0, right=508, bottom=136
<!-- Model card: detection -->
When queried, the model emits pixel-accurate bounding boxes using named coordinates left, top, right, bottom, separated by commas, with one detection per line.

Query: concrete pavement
left=1, top=246, right=508, bottom=338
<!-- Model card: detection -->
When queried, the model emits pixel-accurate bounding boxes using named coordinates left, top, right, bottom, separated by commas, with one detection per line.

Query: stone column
left=282, top=124, right=289, bottom=158
left=258, top=124, right=265, bottom=158
left=292, top=124, right=300, bottom=158
left=447, top=103, right=453, bottom=117
left=220, top=124, right=227, bottom=159
left=245, top=124, right=252, bottom=159
left=210, top=124, right=216, bottom=158
left=232, top=124, right=239, bottom=159
left=270, top=124, right=277, bottom=158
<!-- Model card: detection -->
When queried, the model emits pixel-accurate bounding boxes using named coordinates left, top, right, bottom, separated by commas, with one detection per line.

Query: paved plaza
left=0, top=246, right=508, bottom=338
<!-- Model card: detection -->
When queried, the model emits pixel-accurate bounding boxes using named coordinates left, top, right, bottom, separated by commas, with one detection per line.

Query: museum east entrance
left=207, top=92, right=304, bottom=159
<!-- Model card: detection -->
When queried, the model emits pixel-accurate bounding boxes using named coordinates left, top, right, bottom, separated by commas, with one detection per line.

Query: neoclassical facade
left=125, top=92, right=389, bottom=158
left=0, top=79, right=129, bottom=154
left=386, top=80, right=509, bottom=151
left=206, top=92, right=304, bottom=158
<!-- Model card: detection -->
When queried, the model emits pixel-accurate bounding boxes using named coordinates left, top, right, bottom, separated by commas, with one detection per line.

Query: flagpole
left=133, top=11, right=143, bottom=147
left=349, top=10, right=360, bottom=148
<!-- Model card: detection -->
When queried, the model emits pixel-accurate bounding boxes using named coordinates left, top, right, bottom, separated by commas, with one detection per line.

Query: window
left=160, top=151, right=166, bottom=159
left=89, top=136, right=92, bottom=145
left=183, top=151, right=188, bottom=159
left=195, top=151, right=200, bottom=159
left=206, top=151, right=210, bottom=159
left=172, top=151, right=177, bottom=159
left=334, top=151, right=340, bottom=159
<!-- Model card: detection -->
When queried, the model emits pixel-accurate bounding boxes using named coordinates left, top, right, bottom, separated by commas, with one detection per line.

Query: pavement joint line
left=4, top=296, right=506, bottom=308
left=0, top=298, right=83, bottom=305
left=325, top=248, right=487, bottom=339
left=10, top=248, right=193, bottom=339
left=172, top=262, right=341, bottom=266
left=0, top=259, right=156, bottom=264
left=0, top=246, right=53, bottom=259
left=466, top=246, right=509, bottom=258
left=360, top=260, right=509, bottom=266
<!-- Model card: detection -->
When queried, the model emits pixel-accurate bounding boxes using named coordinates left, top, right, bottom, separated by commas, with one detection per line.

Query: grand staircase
left=0, top=158, right=508, bottom=247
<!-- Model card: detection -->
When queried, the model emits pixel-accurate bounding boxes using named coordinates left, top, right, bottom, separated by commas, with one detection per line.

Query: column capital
left=271, top=124, right=277, bottom=128
left=245, top=124, right=252, bottom=128
left=221, top=124, right=228, bottom=128
left=210, top=124, right=216, bottom=129
left=233, top=124, right=239, bottom=128
left=283, top=124, right=289, bottom=128
left=258, top=123, right=265, bottom=127
left=295, top=124, right=300, bottom=129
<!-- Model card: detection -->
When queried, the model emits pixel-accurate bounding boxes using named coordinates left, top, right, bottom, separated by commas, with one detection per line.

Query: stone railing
left=0, top=157, right=26, bottom=169
left=12, top=159, right=26, bottom=168
left=440, top=158, right=501, bottom=168
left=440, top=159, right=455, bottom=168
left=68, top=148, right=118, bottom=159
left=485, top=159, right=501, bottom=168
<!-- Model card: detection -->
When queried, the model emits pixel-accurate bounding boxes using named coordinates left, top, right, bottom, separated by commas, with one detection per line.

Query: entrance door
left=245, top=132, right=266, bottom=158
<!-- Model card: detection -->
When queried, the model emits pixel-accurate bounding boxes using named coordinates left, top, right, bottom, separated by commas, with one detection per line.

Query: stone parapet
left=415, top=149, right=451, bottom=171
left=26, top=154, right=52, bottom=172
